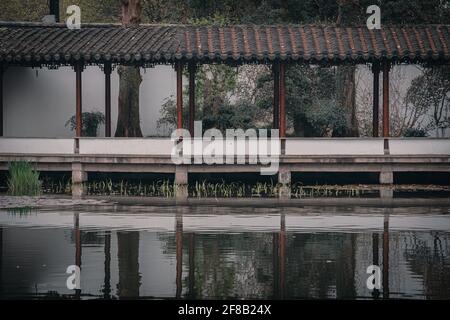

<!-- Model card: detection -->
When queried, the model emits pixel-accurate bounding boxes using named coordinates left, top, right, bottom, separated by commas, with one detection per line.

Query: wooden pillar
left=49, top=0, right=60, bottom=22
left=175, top=213, right=183, bottom=298
left=0, top=65, right=3, bottom=137
left=382, top=62, right=390, bottom=138
left=372, top=62, right=380, bottom=137
left=188, top=63, right=196, bottom=136
left=273, top=62, right=280, bottom=129
left=279, top=62, right=286, bottom=138
left=176, top=61, right=183, bottom=129
left=75, top=62, right=83, bottom=137
left=104, top=63, right=112, bottom=137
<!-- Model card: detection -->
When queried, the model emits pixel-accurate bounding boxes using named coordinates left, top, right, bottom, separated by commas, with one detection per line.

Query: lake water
left=0, top=204, right=449, bottom=299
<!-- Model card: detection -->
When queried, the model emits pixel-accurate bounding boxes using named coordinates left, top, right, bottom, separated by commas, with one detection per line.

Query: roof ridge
left=1, top=21, right=448, bottom=28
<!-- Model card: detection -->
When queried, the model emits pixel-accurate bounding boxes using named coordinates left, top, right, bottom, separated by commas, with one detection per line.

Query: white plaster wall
left=3, top=65, right=176, bottom=138
left=389, top=138, right=450, bottom=155
left=285, top=139, right=385, bottom=155
left=0, top=137, right=74, bottom=154
left=78, top=138, right=173, bottom=155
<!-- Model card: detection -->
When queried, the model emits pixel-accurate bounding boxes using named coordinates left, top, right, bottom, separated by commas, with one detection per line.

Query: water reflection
left=0, top=205, right=449, bottom=299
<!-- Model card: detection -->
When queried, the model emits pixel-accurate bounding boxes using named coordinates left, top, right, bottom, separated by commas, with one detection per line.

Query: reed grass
left=7, top=161, right=42, bottom=196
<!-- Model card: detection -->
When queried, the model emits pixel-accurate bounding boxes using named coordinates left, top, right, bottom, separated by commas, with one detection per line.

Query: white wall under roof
left=3, top=65, right=176, bottom=138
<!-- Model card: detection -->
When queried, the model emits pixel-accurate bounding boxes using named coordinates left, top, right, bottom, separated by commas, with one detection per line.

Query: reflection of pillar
left=0, top=227, right=3, bottom=293
left=372, top=233, right=380, bottom=299
left=279, top=214, right=286, bottom=299
left=117, top=231, right=141, bottom=298
left=188, top=233, right=195, bottom=298
left=382, top=212, right=390, bottom=299
left=272, top=232, right=279, bottom=298
left=176, top=213, right=183, bottom=299
left=103, top=231, right=111, bottom=299
left=74, top=213, right=82, bottom=299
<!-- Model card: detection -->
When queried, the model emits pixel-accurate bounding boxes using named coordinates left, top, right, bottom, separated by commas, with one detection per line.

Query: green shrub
left=7, top=161, right=42, bottom=196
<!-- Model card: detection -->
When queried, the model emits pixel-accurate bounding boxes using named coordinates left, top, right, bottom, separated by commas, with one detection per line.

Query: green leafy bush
left=7, top=161, right=42, bottom=196
left=66, top=111, right=105, bottom=137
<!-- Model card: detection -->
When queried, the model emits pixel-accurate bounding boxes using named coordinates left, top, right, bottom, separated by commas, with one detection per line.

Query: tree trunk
left=336, top=65, right=359, bottom=137
left=115, top=66, right=143, bottom=137
left=115, top=0, right=143, bottom=137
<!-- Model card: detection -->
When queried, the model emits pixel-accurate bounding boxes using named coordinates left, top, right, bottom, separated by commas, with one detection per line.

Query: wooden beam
left=176, top=61, right=183, bottom=130
left=104, top=63, right=112, bottom=137
left=75, top=62, right=83, bottom=137
left=273, top=62, right=280, bottom=129
left=372, top=62, right=380, bottom=137
left=382, top=62, right=390, bottom=137
left=279, top=62, right=286, bottom=138
left=188, top=62, right=196, bottom=136
left=0, top=65, right=3, bottom=137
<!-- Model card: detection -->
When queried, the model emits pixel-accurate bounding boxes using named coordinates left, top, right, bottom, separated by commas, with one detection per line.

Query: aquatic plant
left=7, top=161, right=42, bottom=196
left=84, top=179, right=175, bottom=197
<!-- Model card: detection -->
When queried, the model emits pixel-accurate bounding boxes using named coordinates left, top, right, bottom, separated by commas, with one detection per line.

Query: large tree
left=115, top=0, right=143, bottom=137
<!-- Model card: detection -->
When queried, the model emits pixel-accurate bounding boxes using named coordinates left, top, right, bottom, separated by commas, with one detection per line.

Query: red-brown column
left=75, top=62, right=83, bottom=137
left=382, top=62, right=390, bottom=138
left=372, top=62, right=380, bottom=137
left=273, top=62, right=280, bottom=129
left=176, top=61, right=183, bottom=130
left=0, top=65, right=3, bottom=136
left=188, top=62, right=196, bottom=136
left=104, top=63, right=112, bottom=137
left=279, top=62, right=286, bottom=138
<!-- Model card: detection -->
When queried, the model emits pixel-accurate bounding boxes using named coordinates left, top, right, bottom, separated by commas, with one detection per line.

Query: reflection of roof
left=0, top=22, right=449, bottom=65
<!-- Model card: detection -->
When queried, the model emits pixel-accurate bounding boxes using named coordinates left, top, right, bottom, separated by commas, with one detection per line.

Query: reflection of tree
left=403, top=232, right=450, bottom=299
left=117, top=232, right=141, bottom=298
left=159, top=232, right=273, bottom=299
left=285, top=233, right=356, bottom=299
left=158, top=230, right=360, bottom=299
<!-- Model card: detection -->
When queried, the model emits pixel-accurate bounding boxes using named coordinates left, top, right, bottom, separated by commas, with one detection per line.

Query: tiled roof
left=0, top=22, right=449, bottom=65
